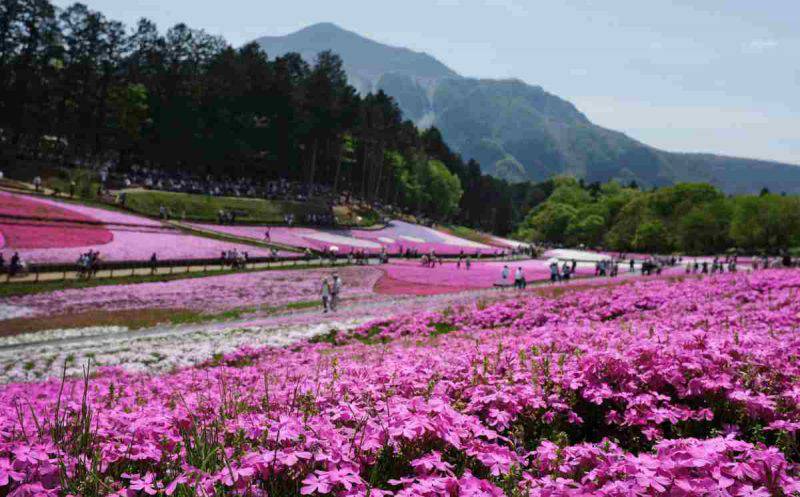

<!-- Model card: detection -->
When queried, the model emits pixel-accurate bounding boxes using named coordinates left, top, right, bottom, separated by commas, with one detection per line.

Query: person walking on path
left=321, top=278, right=331, bottom=313
left=561, top=261, right=571, bottom=281
left=549, top=261, right=559, bottom=283
left=9, top=252, right=20, bottom=277
left=331, top=273, right=342, bottom=311
left=514, top=267, right=526, bottom=289
left=501, top=265, right=510, bottom=285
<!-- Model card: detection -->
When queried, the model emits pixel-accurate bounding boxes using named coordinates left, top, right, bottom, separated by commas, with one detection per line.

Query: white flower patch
left=0, top=304, right=34, bottom=321
left=399, top=235, right=426, bottom=243
left=0, top=318, right=371, bottom=384
left=303, top=232, right=382, bottom=249
left=0, top=325, right=128, bottom=347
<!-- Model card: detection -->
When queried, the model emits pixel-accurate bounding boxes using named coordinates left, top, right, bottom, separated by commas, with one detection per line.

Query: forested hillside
left=0, top=0, right=550, bottom=233
left=516, top=177, right=800, bottom=254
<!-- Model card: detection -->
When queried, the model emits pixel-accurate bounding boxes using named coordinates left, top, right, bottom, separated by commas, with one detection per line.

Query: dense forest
left=515, top=177, right=800, bottom=254
left=0, top=0, right=554, bottom=233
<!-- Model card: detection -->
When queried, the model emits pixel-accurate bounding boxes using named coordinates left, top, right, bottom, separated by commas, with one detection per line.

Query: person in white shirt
left=514, top=267, right=526, bottom=289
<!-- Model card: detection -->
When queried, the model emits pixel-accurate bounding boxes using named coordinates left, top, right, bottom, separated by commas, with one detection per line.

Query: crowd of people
left=280, top=212, right=335, bottom=227
left=76, top=250, right=101, bottom=278
left=549, top=259, right=578, bottom=282
left=122, top=167, right=334, bottom=202
left=221, top=249, right=250, bottom=269
left=0, top=252, right=25, bottom=277
left=421, top=251, right=443, bottom=268
left=498, top=265, right=527, bottom=289
left=684, top=255, right=794, bottom=274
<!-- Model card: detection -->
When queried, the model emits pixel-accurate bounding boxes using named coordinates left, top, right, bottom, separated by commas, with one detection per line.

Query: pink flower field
left=191, top=220, right=499, bottom=255
left=2, top=270, right=800, bottom=496
left=0, top=192, right=275, bottom=263
left=189, top=224, right=385, bottom=254
left=350, top=221, right=493, bottom=254
left=2, top=260, right=616, bottom=319
left=6, top=265, right=383, bottom=317
left=0, top=191, right=113, bottom=248
left=375, top=259, right=595, bottom=295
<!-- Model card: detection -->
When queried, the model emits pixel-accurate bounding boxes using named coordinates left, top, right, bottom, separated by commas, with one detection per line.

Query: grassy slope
left=122, top=189, right=330, bottom=224
left=437, top=224, right=496, bottom=246
left=122, top=189, right=383, bottom=227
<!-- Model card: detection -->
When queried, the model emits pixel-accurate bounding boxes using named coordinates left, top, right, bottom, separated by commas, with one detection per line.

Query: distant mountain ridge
left=255, top=23, right=800, bottom=194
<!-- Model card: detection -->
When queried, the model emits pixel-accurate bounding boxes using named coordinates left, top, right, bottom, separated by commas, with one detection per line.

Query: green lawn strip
left=170, top=221, right=302, bottom=253
left=436, top=224, right=496, bottom=246
left=167, top=299, right=320, bottom=327
left=121, top=189, right=329, bottom=225
left=0, top=262, right=345, bottom=298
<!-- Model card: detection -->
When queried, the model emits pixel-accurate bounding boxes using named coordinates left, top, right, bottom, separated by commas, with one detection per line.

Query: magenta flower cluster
left=0, top=192, right=274, bottom=263
left=1, top=270, right=800, bottom=496
left=191, top=220, right=497, bottom=255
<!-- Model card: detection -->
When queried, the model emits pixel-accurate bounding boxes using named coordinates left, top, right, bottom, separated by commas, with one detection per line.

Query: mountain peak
left=290, top=22, right=362, bottom=41
left=255, top=24, right=459, bottom=82
left=301, top=21, right=343, bottom=32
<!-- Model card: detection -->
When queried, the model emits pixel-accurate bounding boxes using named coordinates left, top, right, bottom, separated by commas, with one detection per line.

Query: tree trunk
left=332, top=139, right=343, bottom=195
left=372, top=143, right=384, bottom=201
left=307, top=139, right=318, bottom=186
left=360, top=141, right=368, bottom=199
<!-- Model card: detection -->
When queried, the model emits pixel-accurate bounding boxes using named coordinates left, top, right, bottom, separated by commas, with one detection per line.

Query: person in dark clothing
left=9, top=252, right=20, bottom=277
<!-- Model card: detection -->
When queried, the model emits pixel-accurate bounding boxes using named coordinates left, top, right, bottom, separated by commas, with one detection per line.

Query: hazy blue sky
left=53, top=0, right=800, bottom=165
